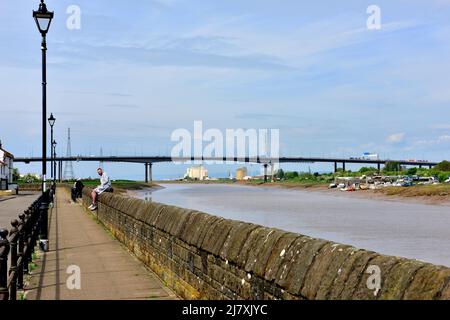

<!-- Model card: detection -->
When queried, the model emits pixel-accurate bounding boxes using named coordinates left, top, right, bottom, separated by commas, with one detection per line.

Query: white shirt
left=99, top=172, right=111, bottom=190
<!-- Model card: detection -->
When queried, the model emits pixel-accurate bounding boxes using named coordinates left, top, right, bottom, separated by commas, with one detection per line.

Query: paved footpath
left=0, top=192, right=40, bottom=230
left=26, top=188, right=177, bottom=300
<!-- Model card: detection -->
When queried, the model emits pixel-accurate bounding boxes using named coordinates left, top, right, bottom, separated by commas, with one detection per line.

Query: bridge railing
left=0, top=191, right=49, bottom=300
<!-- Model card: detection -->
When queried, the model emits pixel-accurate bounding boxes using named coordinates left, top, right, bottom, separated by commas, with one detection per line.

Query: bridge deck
left=26, top=187, right=177, bottom=300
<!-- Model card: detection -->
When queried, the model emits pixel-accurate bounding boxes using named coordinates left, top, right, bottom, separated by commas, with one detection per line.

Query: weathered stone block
left=220, top=222, right=259, bottom=264
left=313, top=244, right=358, bottom=299
left=276, top=236, right=328, bottom=295
left=244, top=228, right=286, bottom=278
left=440, top=281, right=450, bottom=300
left=403, top=265, right=450, bottom=300
left=327, top=249, right=377, bottom=300
left=144, top=203, right=166, bottom=226
left=351, top=254, right=399, bottom=300
left=154, top=206, right=178, bottom=230
left=167, top=209, right=192, bottom=236
left=201, top=219, right=235, bottom=256
left=235, top=227, right=267, bottom=268
left=378, top=259, right=426, bottom=299
left=264, top=232, right=300, bottom=282
left=195, top=216, right=224, bottom=248
left=179, top=212, right=214, bottom=245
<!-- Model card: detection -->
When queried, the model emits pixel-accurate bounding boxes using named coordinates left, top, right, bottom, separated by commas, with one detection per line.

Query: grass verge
left=375, top=184, right=450, bottom=197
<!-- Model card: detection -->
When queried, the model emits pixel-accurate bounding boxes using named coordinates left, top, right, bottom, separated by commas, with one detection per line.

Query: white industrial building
left=185, top=166, right=208, bottom=181
left=0, top=141, right=14, bottom=190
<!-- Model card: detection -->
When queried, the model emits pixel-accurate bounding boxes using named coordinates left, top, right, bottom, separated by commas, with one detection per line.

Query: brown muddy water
left=130, top=183, right=450, bottom=267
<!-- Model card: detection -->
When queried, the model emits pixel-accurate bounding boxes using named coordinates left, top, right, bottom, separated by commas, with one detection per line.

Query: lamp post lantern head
left=33, top=0, right=54, bottom=36
left=48, top=113, right=56, bottom=127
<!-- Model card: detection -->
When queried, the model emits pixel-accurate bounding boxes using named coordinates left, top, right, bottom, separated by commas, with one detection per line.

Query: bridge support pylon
left=145, top=163, right=148, bottom=183
left=144, top=163, right=153, bottom=183
left=149, top=163, right=153, bottom=183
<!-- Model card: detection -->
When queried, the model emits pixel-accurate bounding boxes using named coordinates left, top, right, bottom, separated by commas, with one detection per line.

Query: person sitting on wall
left=89, top=168, right=112, bottom=211
left=71, top=178, right=84, bottom=201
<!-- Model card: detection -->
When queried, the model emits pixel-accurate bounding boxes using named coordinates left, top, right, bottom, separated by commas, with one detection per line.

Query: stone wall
left=79, top=187, right=450, bottom=300
left=18, top=183, right=42, bottom=192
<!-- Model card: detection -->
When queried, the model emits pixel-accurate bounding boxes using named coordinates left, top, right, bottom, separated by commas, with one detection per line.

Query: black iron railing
left=0, top=190, right=49, bottom=300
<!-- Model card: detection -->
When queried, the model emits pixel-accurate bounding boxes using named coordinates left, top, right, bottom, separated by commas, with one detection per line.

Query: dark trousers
left=71, top=187, right=82, bottom=201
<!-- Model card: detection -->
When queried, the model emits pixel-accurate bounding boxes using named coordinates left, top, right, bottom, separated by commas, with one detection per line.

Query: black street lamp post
left=48, top=113, right=55, bottom=182
left=52, top=140, right=57, bottom=183
left=33, top=0, right=54, bottom=252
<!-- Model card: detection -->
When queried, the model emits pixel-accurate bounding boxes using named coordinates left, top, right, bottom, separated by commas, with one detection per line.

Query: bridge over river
left=14, top=155, right=439, bottom=183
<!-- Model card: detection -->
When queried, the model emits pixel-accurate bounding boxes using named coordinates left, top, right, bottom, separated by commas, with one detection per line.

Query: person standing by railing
left=49, top=180, right=56, bottom=203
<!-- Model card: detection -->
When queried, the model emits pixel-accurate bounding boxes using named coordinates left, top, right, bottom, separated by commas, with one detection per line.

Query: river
left=131, top=183, right=450, bottom=267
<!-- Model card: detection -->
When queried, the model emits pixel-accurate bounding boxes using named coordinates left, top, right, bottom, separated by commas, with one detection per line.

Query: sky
left=1, top=0, right=450, bottom=179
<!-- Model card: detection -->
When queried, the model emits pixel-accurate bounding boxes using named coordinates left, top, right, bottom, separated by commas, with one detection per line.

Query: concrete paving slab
left=26, top=188, right=178, bottom=300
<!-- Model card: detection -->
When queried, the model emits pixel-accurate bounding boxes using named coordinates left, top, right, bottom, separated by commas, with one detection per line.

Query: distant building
left=185, top=166, right=208, bottom=181
left=0, top=141, right=14, bottom=190
left=236, top=167, right=248, bottom=180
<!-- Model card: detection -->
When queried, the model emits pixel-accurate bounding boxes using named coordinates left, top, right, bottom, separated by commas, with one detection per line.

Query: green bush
left=299, top=172, right=314, bottom=180
left=384, top=161, right=401, bottom=172
left=434, top=161, right=450, bottom=171
left=359, top=167, right=377, bottom=173
left=22, top=173, right=38, bottom=183
left=438, top=172, right=450, bottom=183
left=276, top=169, right=285, bottom=180
left=12, top=168, right=20, bottom=181
left=284, top=171, right=299, bottom=180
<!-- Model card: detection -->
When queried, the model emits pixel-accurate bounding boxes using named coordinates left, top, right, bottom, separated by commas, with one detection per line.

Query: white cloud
left=439, top=134, right=450, bottom=141
left=183, top=11, right=419, bottom=70
left=386, top=133, right=405, bottom=143
left=414, top=134, right=450, bottom=145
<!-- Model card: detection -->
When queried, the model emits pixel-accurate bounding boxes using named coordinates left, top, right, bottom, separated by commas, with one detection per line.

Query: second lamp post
left=48, top=113, right=55, bottom=181
left=52, top=140, right=57, bottom=183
